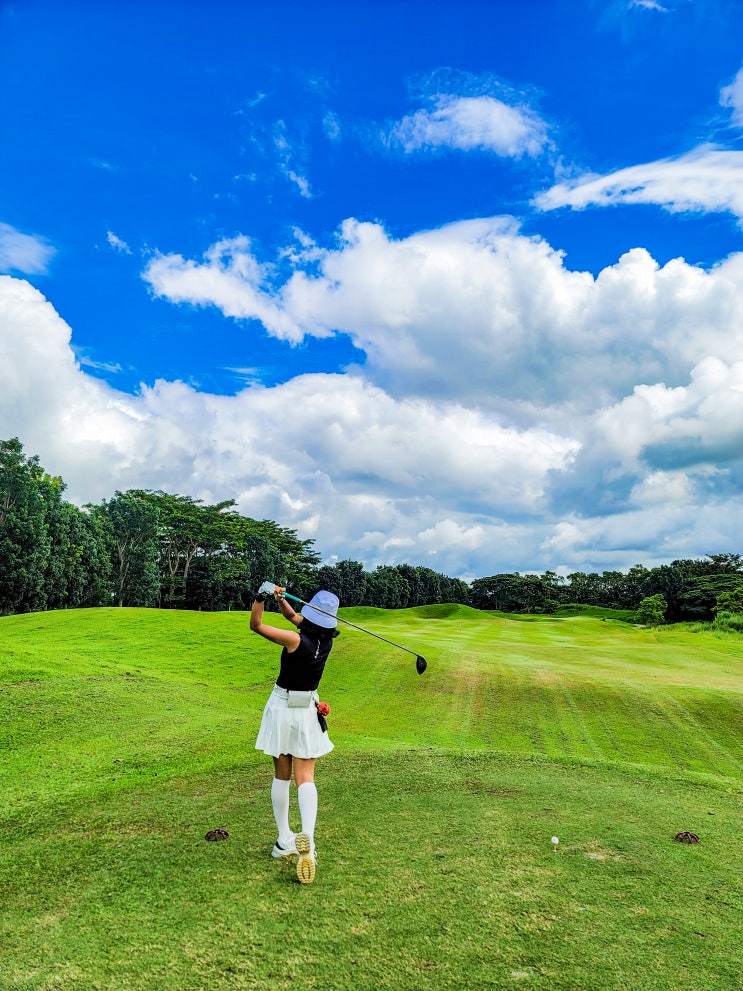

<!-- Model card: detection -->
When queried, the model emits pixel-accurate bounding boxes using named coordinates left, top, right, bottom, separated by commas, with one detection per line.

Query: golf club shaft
left=282, top=591, right=420, bottom=657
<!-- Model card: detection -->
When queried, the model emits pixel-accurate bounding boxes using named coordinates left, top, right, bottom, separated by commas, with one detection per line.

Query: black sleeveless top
left=276, top=621, right=339, bottom=691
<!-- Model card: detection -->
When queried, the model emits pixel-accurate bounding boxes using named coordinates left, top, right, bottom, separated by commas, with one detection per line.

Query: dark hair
left=301, top=617, right=340, bottom=642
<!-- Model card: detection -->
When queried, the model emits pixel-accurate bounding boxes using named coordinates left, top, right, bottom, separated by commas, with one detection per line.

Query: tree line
left=0, top=438, right=468, bottom=615
left=469, top=560, right=743, bottom=624
left=1, top=438, right=741, bottom=622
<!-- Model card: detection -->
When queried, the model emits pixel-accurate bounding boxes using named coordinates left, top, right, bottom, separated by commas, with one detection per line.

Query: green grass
left=1, top=607, right=741, bottom=990
left=555, top=604, right=637, bottom=622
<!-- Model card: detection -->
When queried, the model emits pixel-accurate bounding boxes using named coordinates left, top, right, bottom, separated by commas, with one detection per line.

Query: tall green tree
left=470, top=573, right=521, bottom=611
left=43, top=493, right=111, bottom=609
left=131, top=491, right=239, bottom=606
left=249, top=519, right=320, bottom=594
left=315, top=560, right=367, bottom=605
left=94, top=492, right=160, bottom=607
left=412, top=567, right=443, bottom=605
left=137, top=491, right=210, bottom=604
left=623, top=564, right=651, bottom=609
left=74, top=509, right=114, bottom=606
left=186, top=511, right=286, bottom=611
left=564, top=572, right=598, bottom=606
left=439, top=575, right=471, bottom=605
left=366, top=565, right=411, bottom=609
left=391, top=563, right=422, bottom=606
left=220, top=516, right=285, bottom=605
left=639, top=565, right=689, bottom=621
left=0, top=438, right=51, bottom=614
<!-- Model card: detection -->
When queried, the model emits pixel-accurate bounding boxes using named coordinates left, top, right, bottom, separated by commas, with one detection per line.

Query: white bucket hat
left=301, top=590, right=340, bottom=628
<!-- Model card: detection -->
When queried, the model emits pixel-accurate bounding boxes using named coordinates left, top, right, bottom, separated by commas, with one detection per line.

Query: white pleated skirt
left=255, top=686, right=334, bottom=759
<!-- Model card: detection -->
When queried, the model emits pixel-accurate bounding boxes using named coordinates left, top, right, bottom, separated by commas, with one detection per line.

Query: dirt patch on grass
left=532, top=668, right=564, bottom=686
left=581, top=840, right=626, bottom=861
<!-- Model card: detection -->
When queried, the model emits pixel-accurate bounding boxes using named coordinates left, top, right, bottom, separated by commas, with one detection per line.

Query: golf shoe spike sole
left=295, top=833, right=315, bottom=884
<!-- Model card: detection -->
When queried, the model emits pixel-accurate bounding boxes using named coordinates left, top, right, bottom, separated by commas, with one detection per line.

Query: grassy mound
left=1, top=607, right=741, bottom=990
left=407, top=602, right=481, bottom=620
left=341, top=602, right=479, bottom=623
left=555, top=603, right=637, bottom=623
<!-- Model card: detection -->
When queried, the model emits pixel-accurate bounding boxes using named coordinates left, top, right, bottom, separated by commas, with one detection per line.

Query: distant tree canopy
left=470, top=558, right=743, bottom=621
left=715, top=585, right=743, bottom=615
left=635, top=594, right=668, bottom=627
left=1, top=438, right=741, bottom=620
left=313, top=559, right=471, bottom=609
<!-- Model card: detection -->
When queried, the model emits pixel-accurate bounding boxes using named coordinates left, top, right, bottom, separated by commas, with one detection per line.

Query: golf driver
left=257, top=581, right=427, bottom=674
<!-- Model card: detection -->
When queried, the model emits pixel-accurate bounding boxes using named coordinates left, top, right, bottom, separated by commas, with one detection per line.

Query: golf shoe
left=271, top=835, right=298, bottom=858
left=295, top=832, right=316, bottom=884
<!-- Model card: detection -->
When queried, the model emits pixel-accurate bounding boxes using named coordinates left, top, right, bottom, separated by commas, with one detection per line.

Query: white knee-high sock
left=271, top=778, right=292, bottom=843
left=297, top=781, right=318, bottom=847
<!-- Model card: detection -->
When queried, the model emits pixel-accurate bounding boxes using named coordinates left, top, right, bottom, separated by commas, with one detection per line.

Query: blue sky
left=2, top=0, right=743, bottom=579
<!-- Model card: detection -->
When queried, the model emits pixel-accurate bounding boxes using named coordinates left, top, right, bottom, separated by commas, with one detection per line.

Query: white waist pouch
left=287, top=690, right=314, bottom=708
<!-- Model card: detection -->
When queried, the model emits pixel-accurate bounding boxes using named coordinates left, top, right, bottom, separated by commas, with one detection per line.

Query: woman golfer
left=251, top=585, right=339, bottom=884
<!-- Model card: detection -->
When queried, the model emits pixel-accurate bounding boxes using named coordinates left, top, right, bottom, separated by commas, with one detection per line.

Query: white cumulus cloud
left=144, top=236, right=307, bottom=342
left=596, top=356, right=743, bottom=468
left=0, top=273, right=582, bottom=578
left=389, top=94, right=549, bottom=159
left=7, top=202, right=743, bottom=577
left=143, top=218, right=743, bottom=421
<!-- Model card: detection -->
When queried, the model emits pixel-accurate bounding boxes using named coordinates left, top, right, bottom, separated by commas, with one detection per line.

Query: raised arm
left=250, top=592, right=300, bottom=651
left=274, top=586, right=303, bottom=627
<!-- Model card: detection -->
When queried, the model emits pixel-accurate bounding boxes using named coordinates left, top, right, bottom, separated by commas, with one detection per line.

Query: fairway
left=1, top=607, right=741, bottom=991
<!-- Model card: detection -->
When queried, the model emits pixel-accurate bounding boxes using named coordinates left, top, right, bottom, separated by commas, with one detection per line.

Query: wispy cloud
left=75, top=352, right=127, bottom=374
left=536, top=146, right=743, bottom=221
left=322, top=110, right=341, bottom=142
left=630, top=0, right=668, bottom=11
left=223, top=365, right=264, bottom=386
left=720, top=66, right=743, bottom=127
left=238, top=113, right=314, bottom=199
left=106, top=230, right=132, bottom=254
left=537, top=60, right=743, bottom=223
left=72, top=344, right=133, bottom=376
left=283, top=168, right=312, bottom=198
left=272, top=121, right=313, bottom=198
left=0, top=222, right=55, bottom=274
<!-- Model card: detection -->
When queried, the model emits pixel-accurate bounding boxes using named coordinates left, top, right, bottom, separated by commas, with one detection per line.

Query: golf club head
left=416, top=654, right=427, bottom=675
